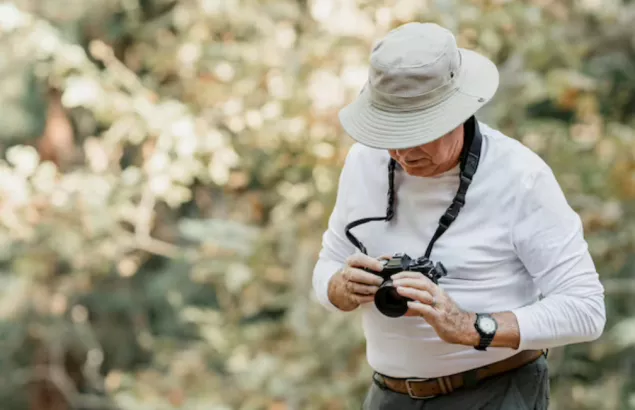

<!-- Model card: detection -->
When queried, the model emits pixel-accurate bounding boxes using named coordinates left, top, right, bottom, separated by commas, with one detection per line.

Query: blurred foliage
left=0, top=0, right=634, bottom=409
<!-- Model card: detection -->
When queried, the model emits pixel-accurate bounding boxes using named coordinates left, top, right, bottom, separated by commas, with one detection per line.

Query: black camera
left=363, top=253, right=447, bottom=318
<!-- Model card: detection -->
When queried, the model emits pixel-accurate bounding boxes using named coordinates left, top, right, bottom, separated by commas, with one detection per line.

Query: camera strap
left=344, top=158, right=397, bottom=255
left=344, top=116, right=483, bottom=258
left=423, top=116, right=482, bottom=258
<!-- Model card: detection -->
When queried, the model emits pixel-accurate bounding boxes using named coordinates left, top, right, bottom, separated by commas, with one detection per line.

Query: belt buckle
left=405, top=378, right=435, bottom=400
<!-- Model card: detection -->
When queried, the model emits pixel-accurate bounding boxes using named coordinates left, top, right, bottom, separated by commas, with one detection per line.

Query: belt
left=373, top=349, right=546, bottom=400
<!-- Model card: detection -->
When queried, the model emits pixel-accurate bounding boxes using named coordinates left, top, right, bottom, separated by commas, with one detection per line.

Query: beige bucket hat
left=339, top=22, right=499, bottom=150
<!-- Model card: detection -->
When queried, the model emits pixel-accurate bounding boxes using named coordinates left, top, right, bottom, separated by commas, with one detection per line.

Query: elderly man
left=311, top=22, right=606, bottom=409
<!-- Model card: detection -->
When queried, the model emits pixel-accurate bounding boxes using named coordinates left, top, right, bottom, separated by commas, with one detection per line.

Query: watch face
left=478, top=317, right=497, bottom=334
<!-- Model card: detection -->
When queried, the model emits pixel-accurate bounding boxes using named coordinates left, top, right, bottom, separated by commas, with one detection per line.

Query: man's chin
left=403, top=164, right=439, bottom=177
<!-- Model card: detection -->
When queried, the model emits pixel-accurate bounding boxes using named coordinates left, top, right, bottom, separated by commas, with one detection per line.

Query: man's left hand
left=391, top=271, right=476, bottom=346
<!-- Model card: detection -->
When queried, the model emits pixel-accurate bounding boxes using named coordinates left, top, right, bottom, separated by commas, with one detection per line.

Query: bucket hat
left=338, top=22, right=499, bottom=149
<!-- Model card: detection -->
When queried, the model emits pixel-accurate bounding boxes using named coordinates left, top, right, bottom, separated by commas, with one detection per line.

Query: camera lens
left=374, top=279, right=409, bottom=318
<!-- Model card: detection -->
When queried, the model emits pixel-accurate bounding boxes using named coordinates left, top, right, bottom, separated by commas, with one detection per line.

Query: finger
left=403, top=309, right=420, bottom=317
left=407, top=301, right=437, bottom=318
left=346, top=253, right=385, bottom=272
left=391, top=277, right=436, bottom=294
left=395, top=287, right=434, bottom=305
left=378, top=254, right=393, bottom=261
left=391, top=271, right=435, bottom=281
left=348, top=267, right=384, bottom=286
left=347, top=282, right=379, bottom=296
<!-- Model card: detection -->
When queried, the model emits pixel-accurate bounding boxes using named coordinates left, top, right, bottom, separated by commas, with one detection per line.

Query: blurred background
left=0, top=0, right=634, bottom=409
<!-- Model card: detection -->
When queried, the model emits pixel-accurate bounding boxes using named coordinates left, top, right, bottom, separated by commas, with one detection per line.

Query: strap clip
left=439, top=213, right=455, bottom=229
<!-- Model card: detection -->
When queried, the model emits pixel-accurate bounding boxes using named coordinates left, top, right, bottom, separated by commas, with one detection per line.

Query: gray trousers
left=362, top=355, right=550, bottom=410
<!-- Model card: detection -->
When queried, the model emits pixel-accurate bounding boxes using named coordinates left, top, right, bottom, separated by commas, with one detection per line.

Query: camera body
left=364, top=253, right=447, bottom=318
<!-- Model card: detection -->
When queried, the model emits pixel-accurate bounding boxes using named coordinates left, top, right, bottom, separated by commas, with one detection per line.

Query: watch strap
left=474, top=333, right=494, bottom=351
left=474, top=313, right=497, bottom=351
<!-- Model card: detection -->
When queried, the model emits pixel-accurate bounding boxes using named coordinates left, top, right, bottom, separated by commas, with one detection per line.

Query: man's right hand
left=327, top=253, right=387, bottom=311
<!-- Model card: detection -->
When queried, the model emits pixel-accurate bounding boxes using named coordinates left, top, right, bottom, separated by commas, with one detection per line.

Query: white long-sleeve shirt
left=312, top=122, right=606, bottom=378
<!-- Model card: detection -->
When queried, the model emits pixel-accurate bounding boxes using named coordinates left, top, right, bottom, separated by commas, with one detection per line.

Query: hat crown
left=368, top=23, right=461, bottom=109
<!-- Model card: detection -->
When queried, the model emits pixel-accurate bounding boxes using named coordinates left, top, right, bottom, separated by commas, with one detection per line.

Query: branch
left=119, top=231, right=181, bottom=258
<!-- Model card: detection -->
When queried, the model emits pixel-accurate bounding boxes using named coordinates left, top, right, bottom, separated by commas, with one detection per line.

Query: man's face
left=388, top=125, right=464, bottom=177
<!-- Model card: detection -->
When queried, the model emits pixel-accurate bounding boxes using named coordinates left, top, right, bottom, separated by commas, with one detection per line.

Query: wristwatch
left=473, top=313, right=498, bottom=351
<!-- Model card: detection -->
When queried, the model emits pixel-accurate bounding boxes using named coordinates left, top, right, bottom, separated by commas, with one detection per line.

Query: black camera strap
left=344, top=116, right=483, bottom=258
left=344, top=158, right=397, bottom=255
left=423, top=116, right=482, bottom=258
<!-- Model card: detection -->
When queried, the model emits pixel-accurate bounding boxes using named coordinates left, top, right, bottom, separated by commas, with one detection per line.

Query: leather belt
left=373, top=349, right=546, bottom=399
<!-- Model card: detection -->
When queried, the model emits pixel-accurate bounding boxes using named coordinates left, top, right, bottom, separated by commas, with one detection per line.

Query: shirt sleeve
left=311, top=146, right=361, bottom=312
left=510, top=164, right=606, bottom=350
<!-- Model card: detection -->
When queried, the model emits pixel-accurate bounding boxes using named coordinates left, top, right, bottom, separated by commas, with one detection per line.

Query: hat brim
left=338, top=49, right=499, bottom=150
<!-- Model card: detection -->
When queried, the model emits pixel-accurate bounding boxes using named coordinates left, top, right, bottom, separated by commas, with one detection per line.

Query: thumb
left=347, top=252, right=385, bottom=271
